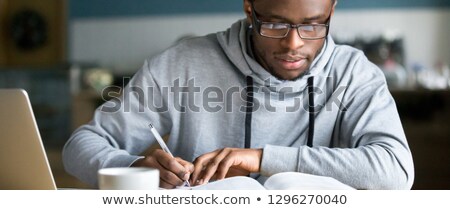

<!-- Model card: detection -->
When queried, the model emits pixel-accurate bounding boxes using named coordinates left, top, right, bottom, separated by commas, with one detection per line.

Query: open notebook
left=177, top=172, right=355, bottom=190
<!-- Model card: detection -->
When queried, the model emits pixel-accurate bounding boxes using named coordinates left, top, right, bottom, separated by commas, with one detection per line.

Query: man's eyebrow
left=260, top=11, right=326, bottom=23
left=303, top=14, right=326, bottom=22
left=255, top=10, right=289, bottom=22
left=265, top=13, right=289, bottom=21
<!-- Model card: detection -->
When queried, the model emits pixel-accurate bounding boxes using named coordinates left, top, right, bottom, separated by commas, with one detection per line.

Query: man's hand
left=190, top=148, right=263, bottom=186
left=131, top=149, right=194, bottom=189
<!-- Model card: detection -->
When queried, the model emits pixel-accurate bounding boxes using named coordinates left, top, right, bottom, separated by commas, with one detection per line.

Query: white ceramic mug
left=98, top=167, right=159, bottom=190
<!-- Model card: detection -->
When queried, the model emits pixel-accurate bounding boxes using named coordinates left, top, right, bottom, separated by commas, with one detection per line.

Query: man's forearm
left=260, top=143, right=414, bottom=189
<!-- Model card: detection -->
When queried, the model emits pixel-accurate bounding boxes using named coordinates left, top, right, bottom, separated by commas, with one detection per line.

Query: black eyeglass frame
left=250, top=1, right=332, bottom=40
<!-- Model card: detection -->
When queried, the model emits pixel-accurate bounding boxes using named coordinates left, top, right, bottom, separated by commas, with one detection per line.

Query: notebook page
left=176, top=176, right=266, bottom=190
left=263, top=172, right=355, bottom=190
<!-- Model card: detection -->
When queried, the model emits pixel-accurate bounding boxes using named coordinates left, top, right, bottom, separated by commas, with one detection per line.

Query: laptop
left=0, top=89, right=57, bottom=190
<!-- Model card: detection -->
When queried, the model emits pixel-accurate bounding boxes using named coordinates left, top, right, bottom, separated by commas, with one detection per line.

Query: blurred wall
left=68, top=0, right=450, bottom=74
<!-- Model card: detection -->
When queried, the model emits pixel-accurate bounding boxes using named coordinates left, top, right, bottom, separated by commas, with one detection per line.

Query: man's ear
left=331, top=0, right=338, bottom=17
left=243, top=0, right=253, bottom=25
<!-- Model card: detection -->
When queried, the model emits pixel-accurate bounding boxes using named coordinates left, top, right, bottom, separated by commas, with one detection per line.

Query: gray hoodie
left=63, top=19, right=414, bottom=189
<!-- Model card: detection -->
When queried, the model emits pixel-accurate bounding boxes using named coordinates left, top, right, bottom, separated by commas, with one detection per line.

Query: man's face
left=245, top=0, right=335, bottom=81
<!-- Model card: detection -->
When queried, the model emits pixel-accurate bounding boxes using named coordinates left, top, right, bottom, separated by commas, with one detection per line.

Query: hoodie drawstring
left=244, top=76, right=254, bottom=148
left=244, top=76, right=315, bottom=148
left=307, top=76, right=315, bottom=147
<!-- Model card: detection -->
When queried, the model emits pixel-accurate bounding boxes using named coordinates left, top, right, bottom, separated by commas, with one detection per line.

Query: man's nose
left=280, top=28, right=305, bottom=50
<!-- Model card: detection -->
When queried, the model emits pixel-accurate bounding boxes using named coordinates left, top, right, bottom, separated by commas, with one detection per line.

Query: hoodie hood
left=216, top=19, right=336, bottom=93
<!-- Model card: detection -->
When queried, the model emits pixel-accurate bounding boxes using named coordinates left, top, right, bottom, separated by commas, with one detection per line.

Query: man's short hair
left=252, top=0, right=336, bottom=4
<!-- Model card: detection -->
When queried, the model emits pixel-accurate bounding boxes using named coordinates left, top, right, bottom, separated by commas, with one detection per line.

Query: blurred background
left=0, top=0, right=449, bottom=189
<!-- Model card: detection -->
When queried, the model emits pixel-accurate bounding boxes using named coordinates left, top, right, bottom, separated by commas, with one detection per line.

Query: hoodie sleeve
left=260, top=54, right=414, bottom=190
left=62, top=60, right=172, bottom=187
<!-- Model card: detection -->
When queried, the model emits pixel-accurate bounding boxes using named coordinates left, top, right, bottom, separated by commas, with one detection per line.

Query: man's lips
left=275, top=56, right=307, bottom=70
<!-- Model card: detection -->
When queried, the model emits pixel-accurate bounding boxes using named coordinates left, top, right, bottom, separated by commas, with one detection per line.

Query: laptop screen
left=0, top=89, right=57, bottom=190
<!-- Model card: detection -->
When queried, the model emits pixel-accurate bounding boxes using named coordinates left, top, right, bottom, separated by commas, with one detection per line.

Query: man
left=63, top=0, right=414, bottom=189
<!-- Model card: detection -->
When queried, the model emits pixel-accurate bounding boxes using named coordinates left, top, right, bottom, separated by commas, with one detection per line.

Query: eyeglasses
left=251, top=2, right=332, bottom=40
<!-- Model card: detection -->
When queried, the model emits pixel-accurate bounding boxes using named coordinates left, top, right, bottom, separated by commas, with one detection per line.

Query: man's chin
left=273, top=69, right=308, bottom=81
